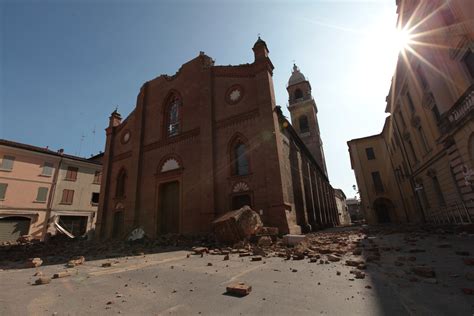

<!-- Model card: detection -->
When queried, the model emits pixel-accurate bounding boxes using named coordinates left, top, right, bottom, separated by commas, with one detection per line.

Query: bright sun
left=393, top=28, right=413, bottom=52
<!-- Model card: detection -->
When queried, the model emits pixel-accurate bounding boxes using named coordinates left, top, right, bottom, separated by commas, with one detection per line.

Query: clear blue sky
left=1, top=0, right=400, bottom=199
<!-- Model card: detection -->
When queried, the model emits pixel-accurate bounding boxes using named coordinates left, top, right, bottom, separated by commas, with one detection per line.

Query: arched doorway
left=0, top=216, right=31, bottom=241
left=373, top=198, right=393, bottom=223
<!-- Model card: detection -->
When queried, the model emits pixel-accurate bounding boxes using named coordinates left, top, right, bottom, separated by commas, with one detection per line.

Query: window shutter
left=36, top=187, right=48, bottom=202
left=42, top=162, right=54, bottom=176
left=0, top=183, right=7, bottom=200
left=1, top=155, right=15, bottom=170
left=68, top=190, right=75, bottom=204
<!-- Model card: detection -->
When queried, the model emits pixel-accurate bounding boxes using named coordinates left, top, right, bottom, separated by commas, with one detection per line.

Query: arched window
left=165, top=95, right=181, bottom=137
left=294, top=88, right=303, bottom=100
left=115, top=169, right=127, bottom=198
left=299, top=115, right=309, bottom=133
left=229, top=138, right=249, bottom=176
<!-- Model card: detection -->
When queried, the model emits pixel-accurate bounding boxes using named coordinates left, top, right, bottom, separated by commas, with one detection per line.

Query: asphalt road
left=1, top=228, right=473, bottom=316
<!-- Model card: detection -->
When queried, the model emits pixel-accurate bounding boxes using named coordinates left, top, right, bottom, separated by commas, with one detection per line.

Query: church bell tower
left=287, top=64, right=328, bottom=176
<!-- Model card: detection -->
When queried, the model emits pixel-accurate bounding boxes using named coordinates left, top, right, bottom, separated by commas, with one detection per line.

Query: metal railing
left=425, top=201, right=472, bottom=224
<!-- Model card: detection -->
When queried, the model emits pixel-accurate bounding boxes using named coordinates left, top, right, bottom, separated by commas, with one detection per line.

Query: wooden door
left=159, top=181, right=180, bottom=234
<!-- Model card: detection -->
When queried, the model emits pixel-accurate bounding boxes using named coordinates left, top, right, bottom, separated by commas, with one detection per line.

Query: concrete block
left=282, top=234, right=305, bottom=246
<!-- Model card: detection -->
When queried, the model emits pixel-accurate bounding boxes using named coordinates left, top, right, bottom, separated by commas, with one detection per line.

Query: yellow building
left=348, top=0, right=473, bottom=224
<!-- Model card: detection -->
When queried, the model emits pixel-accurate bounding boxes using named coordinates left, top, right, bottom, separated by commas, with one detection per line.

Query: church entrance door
left=231, top=194, right=251, bottom=210
left=158, top=181, right=180, bottom=234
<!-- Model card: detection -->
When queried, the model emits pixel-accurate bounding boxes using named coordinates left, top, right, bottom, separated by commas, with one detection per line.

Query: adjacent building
left=96, top=38, right=338, bottom=240
left=334, top=189, right=352, bottom=226
left=348, top=0, right=473, bottom=224
left=0, top=139, right=102, bottom=241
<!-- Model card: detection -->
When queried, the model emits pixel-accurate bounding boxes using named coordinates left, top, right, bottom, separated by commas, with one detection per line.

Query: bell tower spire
left=287, top=63, right=328, bottom=176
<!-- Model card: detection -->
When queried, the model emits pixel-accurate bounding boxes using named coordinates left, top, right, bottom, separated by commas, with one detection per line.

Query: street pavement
left=0, top=226, right=473, bottom=315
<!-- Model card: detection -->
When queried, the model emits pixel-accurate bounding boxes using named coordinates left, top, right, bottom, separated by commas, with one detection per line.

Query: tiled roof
left=0, top=139, right=102, bottom=165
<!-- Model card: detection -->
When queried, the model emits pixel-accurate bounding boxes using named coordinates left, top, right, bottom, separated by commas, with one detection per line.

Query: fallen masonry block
left=327, top=255, right=341, bottom=262
left=251, top=256, right=262, bottom=261
left=102, top=262, right=112, bottom=268
left=26, top=258, right=43, bottom=268
left=346, top=260, right=364, bottom=267
left=67, top=256, right=85, bottom=267
left=212, top=206, right=263, bottom=244
left=257, top=236, right=273, bottom=247
left=192, top=247, right=209, bottom=255
left=223, top=254, right=230, bottom=261
left=226, top=282, right=252, bottom=297
left=354, top=271, right=365, bottom=279
left=34, top=277, right=51, bottom=285
left=53, top=271, right=71, bottom=279
left=412, top=266, right=436, bottom=278
left=283, top=234, right=306, bottom=246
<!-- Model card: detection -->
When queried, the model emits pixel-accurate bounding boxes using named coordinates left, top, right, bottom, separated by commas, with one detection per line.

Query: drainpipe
left=43, top=151, right=63, bottom=241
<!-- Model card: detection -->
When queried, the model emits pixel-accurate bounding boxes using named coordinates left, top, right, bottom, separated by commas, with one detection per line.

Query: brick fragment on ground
left=53, top=271, right=71, bottom=279
left=102, top=262, right=112, bottom=268
left=327, top=255, right=341, bottom=262
left=251, top=256, right=262, bottom=261
left=34, top=277, right=51, bottom=285
left=226, top=282, right=252, bottom=297
left=192, top=247, right=209, bottom=255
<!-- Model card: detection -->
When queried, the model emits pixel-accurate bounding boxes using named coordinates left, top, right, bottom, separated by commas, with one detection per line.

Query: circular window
left=121, top=130, right=131, bottom=144
left=226, top=85, right=244, bottom=105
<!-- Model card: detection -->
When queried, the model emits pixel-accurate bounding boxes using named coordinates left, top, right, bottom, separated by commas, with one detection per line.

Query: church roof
left=288, top=63, right=306, bottom=86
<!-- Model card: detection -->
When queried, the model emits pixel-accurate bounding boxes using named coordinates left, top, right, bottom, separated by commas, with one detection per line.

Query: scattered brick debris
left=226, top=282, right=252, bottom=297
left=34, top=277, right=51, bottom=285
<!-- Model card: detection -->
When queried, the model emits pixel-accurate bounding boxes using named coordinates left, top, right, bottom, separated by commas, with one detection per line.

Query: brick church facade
left=96, top=38, right=338, bottom=239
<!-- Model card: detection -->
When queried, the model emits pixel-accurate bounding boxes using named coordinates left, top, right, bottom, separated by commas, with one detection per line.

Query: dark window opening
left=299, top=115, right=309, bottom=133
left=116, top=169, right=127, bottom=198
left=365, top=147, right=376, bottom=160
left=58, top=216, right=87, bottom=237
left=294, top=88, right=303, bottom=100
left=371, top=171, right=384, bottom=193
left=463, top=51, right=474, bottom=79
left=91, top=192, right=99, bottom=205
left=166, top=96, right=181, bottom=137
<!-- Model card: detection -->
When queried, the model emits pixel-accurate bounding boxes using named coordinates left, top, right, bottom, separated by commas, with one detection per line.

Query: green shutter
left=42, top=162, right=54, bottom=176
left=0, top=183, right=7, bottom=200
left=0, top=156, right=15, bottom=171
left=36, top=187, right=48, bottom=202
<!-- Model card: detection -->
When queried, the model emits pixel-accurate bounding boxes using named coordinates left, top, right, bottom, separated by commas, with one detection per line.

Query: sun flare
left=393, top=27, right=413, bottom=52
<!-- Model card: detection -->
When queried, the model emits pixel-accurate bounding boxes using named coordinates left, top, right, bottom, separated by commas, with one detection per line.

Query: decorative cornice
left=112, top=151, right=132, bottom=163
left=215, top=109, right=260, bottom=130
left=143, top=128, right=200, bottom=152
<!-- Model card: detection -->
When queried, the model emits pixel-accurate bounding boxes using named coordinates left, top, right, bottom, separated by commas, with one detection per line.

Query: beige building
left=0, top=139, right=102, bottom=241
left=348, top=0, right=473, bottom=224
left=334, top=189, right=351, bottom=226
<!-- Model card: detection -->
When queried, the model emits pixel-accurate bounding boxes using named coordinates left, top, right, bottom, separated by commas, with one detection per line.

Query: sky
left=1, top=0, right=401, bottom=199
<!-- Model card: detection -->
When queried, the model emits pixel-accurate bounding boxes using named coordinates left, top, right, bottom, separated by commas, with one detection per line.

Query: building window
left=294, top=88, right=303, bottom=100
left=61, top=189, right=74, bottom=205
left=299, top=115, right=309, bottom=133
left=0, top=183, right=7, bottom=200
left=432, top=176, right=446, bottom=207
left=371, top=171, right=384, bottom=193
left=406, top=92, right=416, bottom=113
left=65, top=167, right=78, bottom=181
left=233, top=142, right=249, bottom=176
left=166, top=95, right=181, bottom=137
left=93, top=171, right=102, bottom=184
left=397, top=111, right=406, bottom=128
left=365, top=147, right=376, bottom=160
left=418, top=126, right=430, bottom=153
left=0, top=155, right=15, bottom=171
left=463, top=51, right=474, bottom=79
left=36, top=187, right=49, bottom=203
left=115, top=169, right=127, bottom=198
left=91, top=192, right=99, bottom=205
left=431, top=104, right=441, bottom=123
left=407, top=139, right=418, bottom=164
left=416, top=66, right=429, bottom=90
left=42, top=162, right=54, bottom=176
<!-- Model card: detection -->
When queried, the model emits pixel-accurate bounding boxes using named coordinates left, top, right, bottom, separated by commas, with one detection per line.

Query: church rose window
left=167, top=96, right=181, bottom=137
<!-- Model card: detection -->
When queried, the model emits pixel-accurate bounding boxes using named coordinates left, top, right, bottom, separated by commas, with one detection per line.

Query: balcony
left=439, top=83, right=474, bottom=134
